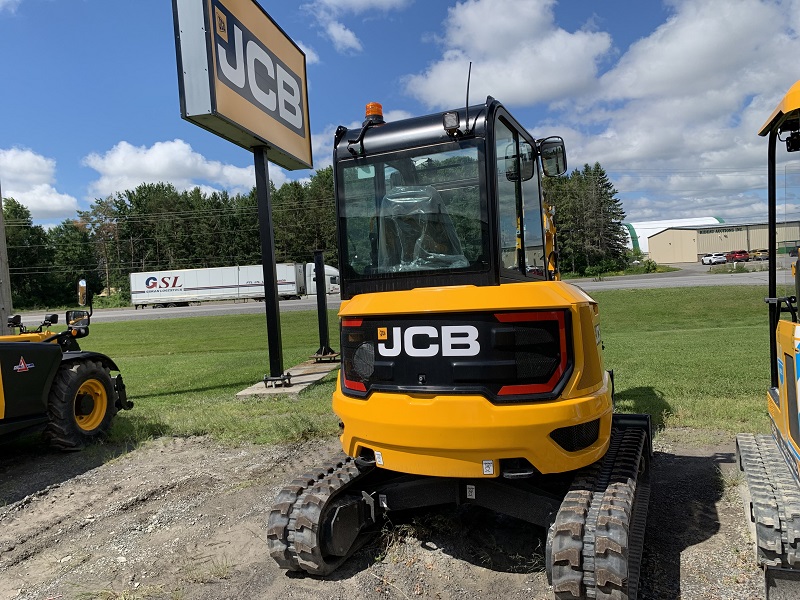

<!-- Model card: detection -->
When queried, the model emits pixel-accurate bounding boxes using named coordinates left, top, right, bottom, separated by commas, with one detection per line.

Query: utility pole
left=0, top=179, right=13, bottom=326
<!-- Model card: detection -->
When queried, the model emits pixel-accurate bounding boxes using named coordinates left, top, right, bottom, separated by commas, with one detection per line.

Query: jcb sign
left=173, top=0, right=312, bottom=170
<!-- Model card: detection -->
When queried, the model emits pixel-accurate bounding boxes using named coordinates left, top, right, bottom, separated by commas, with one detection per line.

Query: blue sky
left=1, top=0, right=800, bottom=228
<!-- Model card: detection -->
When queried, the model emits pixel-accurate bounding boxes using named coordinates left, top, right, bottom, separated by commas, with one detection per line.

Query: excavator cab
left=269, top=99, right=651, bottom=599
left=737, top=80, right=800, bottom=598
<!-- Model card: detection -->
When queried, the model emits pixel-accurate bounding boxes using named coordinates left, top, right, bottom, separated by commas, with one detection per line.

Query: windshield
left=338, top=141, right=487, bottom=280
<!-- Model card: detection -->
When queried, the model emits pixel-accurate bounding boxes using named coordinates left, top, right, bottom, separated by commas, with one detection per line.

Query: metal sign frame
left=173, top=0, right=312, bottom=170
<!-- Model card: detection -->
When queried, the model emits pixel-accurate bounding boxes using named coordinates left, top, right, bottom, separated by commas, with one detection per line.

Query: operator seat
left=377, top=185, right=469, bottom=272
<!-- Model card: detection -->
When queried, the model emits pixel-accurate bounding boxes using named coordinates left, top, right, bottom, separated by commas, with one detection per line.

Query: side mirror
left=539, top=136, right=567, bottom=177
left=78, top=279, right=88, bottom=306
left=67, top=309, right=90, bottom=331
left=7, top=314, right=21, bottom=327
left=77, top=278, right=93, bottom=316
left=44, top=314, right=59, bottom=325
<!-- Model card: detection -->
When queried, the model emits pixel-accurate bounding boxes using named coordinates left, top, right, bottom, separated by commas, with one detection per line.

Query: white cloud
left=597, top=0, right=781, bottom=103
left=313, top=0, right=411, bottom=13
left=404, top=0, right=611, bottom=108
left=529, top=0, right=800, bottom=223
left=82, top=139, right=288, bottom=198
left=325, top=21, right=363, bottom=53
left=0, top=147, right=79, bottom=219
left=305, top=0, right=412, bottom=54
left=296, top=41, right=320, bottom=65
left=395, top=0, right=800, bottom=222
left=0, top=0, right=21, bottom=13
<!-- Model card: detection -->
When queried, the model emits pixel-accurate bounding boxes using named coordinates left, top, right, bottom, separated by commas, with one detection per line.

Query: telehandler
left=0, top=279, right=131, bottom=449
left=268, top=98, right=652, bottom=599
left=737, top=79, right=800, bottom=599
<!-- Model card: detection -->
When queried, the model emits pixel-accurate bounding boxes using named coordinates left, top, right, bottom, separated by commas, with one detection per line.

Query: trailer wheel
left=44, top=360, right=117, bottom=450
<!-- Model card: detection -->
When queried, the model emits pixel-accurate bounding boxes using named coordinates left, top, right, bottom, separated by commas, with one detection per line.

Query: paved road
left=573, top=263, right=777, bottom=292
left=16, top=261, right=791, bottom=324
left=17, top=295, right=342, bottom=325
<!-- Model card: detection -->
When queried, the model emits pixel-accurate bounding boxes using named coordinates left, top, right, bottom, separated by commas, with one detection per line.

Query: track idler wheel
left=267, top=454, right=377, bottom=575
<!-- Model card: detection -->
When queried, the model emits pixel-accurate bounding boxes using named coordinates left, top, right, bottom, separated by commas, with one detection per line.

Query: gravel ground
left=0, top=428, right=766, bottom=600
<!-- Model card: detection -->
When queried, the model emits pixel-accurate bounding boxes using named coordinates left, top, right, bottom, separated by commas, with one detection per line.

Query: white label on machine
left=375, top=451, right=384, bottom=466
left=379, top=494, right=388, bottom=509
left=482, top=460, right=494, bottom=475
left=466, top=485, right=476, bottom=499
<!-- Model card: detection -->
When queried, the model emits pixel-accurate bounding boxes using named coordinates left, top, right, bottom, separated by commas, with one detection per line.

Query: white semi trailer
left=129, top=263, right=340, bottom=308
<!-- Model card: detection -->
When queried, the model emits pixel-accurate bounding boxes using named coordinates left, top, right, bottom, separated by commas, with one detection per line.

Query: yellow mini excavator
left=737, top=79, right=800, bottom=599
left=268, top=98, right=652, bottom=599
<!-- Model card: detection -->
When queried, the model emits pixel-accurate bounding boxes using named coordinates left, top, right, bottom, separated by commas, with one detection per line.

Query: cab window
left=495, top=117, right=545, bottom=279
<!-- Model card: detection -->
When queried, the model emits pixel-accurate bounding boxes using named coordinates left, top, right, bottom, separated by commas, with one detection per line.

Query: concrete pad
left=236, top=358, right=340, bottom=398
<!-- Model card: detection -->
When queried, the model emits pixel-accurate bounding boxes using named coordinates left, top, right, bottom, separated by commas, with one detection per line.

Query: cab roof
left=759, top=79, right=800, bottom=136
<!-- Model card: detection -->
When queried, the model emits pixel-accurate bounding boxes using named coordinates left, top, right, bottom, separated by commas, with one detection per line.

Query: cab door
left=493, top=113, right=547, bottom=281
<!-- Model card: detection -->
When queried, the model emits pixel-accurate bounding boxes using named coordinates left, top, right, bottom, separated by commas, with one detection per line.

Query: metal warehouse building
left=643, top=221, right=800, bottom=263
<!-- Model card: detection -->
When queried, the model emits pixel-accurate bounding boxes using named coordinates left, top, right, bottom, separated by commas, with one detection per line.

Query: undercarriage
left=268, top=415, right=650, bottom=599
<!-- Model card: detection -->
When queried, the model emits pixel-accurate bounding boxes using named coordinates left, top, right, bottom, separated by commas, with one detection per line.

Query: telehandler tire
left=44, top=359, right=117, bottom=450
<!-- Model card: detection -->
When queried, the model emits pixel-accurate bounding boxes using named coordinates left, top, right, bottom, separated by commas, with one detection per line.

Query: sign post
left=0, top=180, right=12, bottom=329
left=253, top=147, right=285, bottom=381
left=173, top=0, right=312, bottom=385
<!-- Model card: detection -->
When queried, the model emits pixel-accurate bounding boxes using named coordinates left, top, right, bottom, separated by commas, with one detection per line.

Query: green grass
left=561, top=263, right=679, bottom=279
left=79, top=285, right=781, bottom=449
left=593, top=286, right=775, bottom=433
left=84, top=309, right=343, bottom=447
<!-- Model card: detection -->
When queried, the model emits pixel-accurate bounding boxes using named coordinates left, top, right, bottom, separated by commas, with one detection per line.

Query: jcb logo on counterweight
left=377, top=326, right=480, bottom=357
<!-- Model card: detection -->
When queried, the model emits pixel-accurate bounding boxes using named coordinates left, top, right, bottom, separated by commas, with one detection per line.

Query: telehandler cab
left=0, top=279, right=131, bottom=450
left=737, top=79, right=800, bottom=598
left=268, top=99, right=652, bottom=599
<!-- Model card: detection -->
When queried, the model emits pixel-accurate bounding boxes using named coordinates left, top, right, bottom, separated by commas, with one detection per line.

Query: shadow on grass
left=130, top=381, right=258, bottom=400
left=615, top=386, right=671, bottom=432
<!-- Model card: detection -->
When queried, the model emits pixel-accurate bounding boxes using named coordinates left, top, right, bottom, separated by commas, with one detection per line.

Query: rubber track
left=550, top=426, right=648, bottom=600
left=737, top=433, right=800, bottom=568
left=267, top=452, right=372, bottom=575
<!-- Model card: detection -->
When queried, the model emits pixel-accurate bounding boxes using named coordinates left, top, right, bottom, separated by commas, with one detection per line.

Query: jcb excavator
left=737, top=80, right=800, bottom=599
left=268, top=98, right=652, bottom=599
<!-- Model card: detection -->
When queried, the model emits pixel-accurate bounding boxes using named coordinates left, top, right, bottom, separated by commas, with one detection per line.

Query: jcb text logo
left=377, top=326, right=480, bottom=357
left=213, top=1, right=304, bottom=135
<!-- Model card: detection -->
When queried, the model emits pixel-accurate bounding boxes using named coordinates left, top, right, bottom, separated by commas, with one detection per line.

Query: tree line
left=2, top=162, right=628, bottom=309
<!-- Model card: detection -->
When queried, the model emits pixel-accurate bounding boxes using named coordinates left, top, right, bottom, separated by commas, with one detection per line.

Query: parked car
left=751, top=249, right=768, bottom=261
left=725, top=249, right=750, bottom=262
left=701, top=252, right=727, bottom=265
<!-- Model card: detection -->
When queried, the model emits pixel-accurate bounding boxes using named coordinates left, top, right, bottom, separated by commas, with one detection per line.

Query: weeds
left=180, top=555, right=235, bottom=584
left=76, top=585, right=172, bottom=600
left=717, top=464, right=745, bottom=503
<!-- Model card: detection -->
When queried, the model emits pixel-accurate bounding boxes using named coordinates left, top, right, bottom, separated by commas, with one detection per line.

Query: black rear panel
left=341, top=310, right=573, bottom=403
left=0, top=342, right=62, bottom=419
